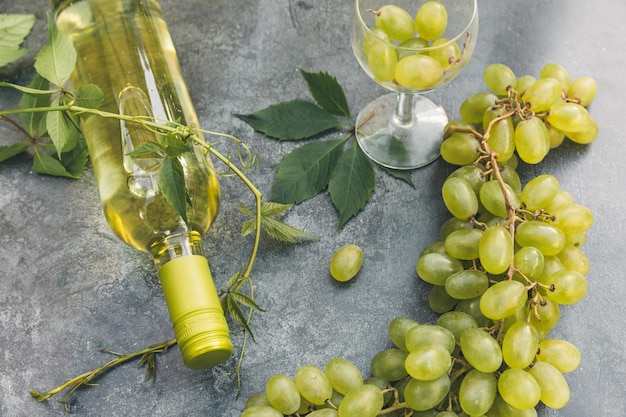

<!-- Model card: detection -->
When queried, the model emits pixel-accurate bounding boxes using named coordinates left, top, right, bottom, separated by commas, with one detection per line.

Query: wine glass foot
left=355, top=92, right=448, bottom=170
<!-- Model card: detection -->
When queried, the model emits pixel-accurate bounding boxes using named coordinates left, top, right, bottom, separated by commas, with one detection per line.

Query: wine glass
left=350, top=0, right=478, bottom=169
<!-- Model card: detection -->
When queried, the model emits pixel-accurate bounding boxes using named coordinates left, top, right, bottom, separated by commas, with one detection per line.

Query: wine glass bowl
left=351, top=0, right=478, bottom=169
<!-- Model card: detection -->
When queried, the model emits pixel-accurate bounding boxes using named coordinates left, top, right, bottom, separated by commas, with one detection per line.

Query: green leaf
left=300, top=69, right=351, bottom=119
left=127, top=141, right=165, bottom=157
left=234, top=99, right=342, bottom=141
left=329, top=141, right=376, bottom=229
left=158, top=156, right=188, bottom=224
left=0, top=80, right=57, bottom=95
left=240, top=201, right=318, bottom=243
left=19, top=75, right=52, bottom=136
left=32, top=148, right=79, bottom=178
left=229, top=291, right=267, bottom=313
left=257, top=201, right=293, bottom=217
left=74, top=83, right=104, bottom=111
left=270, top=139, right=345, bottom=203
left=0, top=141, right=30, bottom=163
left=59, top=139, right=89, bottom=178
left=34, top=16, right=77, bottom=86
left=0, top=47, right=29, bottom=68
left=223, top=293, right=256, bottom=340
left=380, top=165, right=416, bottom=188
left=0, top=14, right=36, bottom=49
left=46, top=97, right=79, bottom=155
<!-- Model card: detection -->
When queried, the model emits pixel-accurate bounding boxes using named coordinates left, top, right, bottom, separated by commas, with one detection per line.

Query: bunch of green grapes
left=441, top=62, right=598, bottom=166
left=362, top=1, right=469, bottom=90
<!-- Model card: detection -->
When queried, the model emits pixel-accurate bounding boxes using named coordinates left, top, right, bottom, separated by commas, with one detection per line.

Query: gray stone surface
left=1, top=0, right=624, bottom=416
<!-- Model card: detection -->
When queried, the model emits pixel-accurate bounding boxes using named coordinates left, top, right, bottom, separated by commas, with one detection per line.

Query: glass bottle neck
left=150, top=231, right=205, bottom=269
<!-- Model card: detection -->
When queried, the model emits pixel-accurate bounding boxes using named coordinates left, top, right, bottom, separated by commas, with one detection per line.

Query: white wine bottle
left=52, top=0, right=233, bottom=369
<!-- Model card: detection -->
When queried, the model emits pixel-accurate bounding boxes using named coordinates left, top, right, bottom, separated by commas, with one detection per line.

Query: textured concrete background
left=1, top=0, right=625, bottom=416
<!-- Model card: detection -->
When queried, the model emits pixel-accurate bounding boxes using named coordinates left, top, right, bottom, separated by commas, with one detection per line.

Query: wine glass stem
left=394, top=92, right=415, bottom=126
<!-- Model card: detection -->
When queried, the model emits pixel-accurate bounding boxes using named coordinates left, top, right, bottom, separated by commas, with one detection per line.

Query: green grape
left=522, top=77, right=562, bottom=112
left=527, top=361, right=570, bottom=409
left=370, top=348, right=409, bottom=382
left=429, top=284, right=459, bottom=313
left=365, top=376, right=394, bottom=406
left=417, top=252, right=464, bottom=286
left=520, top=174, right=560, bottom=211
left=498, top=368, right=541, bottom=410
left=405, top=324, right=456, bottom=354
left=460, top=92, right=498, bottom=124
left=373, top=5, right=415, bottom=42
left=420, top=240, right=448, bottom=256
left=337, top=384, right=384, bottom=417
left=436, top=311, right=478, bottom=341
left=567, top=76, right=597, bottom=107
left=366, top=41, right=398, bottom=83
left=498, top=162, right=522, bottom=194
left=546, top=122, right=566, bottom=148
left=429, top=38, right=460, bottom=70
left=539, top=63, right=571, bottom=90
left=389, top=317, right=420, bottom=352
left=460, top=328, right=503, bottom=373
left=514, top=117, right=550, bottom=164
left=415, top=1, right=448, bottom=40
left=435, top=412, right=457, bottom=417
left=395, top=54, right=444, bottom=89
left=397, top=36, right=429, bottom=59
left=363, top=27, right=391, bottom=55
left=538, top=255, right=565, bottom=284
left=565, top=230, right=587, bottom=248
left=502, top=321, right=538, bottom=369
left=330, top=390, right=345, bottom=408
left=479, top=180, right=520, bottom=218
left=440, top=132, right=481, bottom=165
left=515, top=220, right=566, bottom=256
left=479, top=279, right=527, bottom=320
left=545, top=189, right=573, bottom=213
left=265, top=374, right=301, bottom=415
left=500, top=302, right=527, bottom=333
left=512, top=246, right=544, bottom=282
left=325, top=358, right=363, bottom=395
left=240, top=405, right=283, bottom=417
left=566, top=115, right=599, bottom=144
left=455, top=296, right=492, bottom=328
left=444, top=228, right=483, bottom=260
left=536, top=339, right=581, bottom=373
left=550, top=203, right=594, bottom=234
left=330, top=244, right=363, bottom=282
left=245, top=393, right=272, bottom=409
left=484, top=63, right=517, bottom=96
left=405, top=344, right=451, bottom=380
left=442, top=177, right=478, bottom=220
left=440, top=217, right=473, bottom=241
left=445, top=269, right=489, bottom=299
left=546, top=102, right=591, bottom=133
left=515, top=75, right=536, bottom=95
left=448, top=165, right=486, bottom=194
left=529, top=297, right=560, bottom=331
left=459, top=369, right=497, bottom=416
left=295, top=365, right=333, bottom=405
left=557, top=246, right=589, bottom=274
left=488, top=396, right=538, bottom=417
left=308, top=409, right=339, bottom=417
left=404, top=375, right=451, bottom=411
left=485, top=112, right=515, bottom=162
left=543, top=269, right=588, bottom=305
left=479, top=225, right=513, bottom=275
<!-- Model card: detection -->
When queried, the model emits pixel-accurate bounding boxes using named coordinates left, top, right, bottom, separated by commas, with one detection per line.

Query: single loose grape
left=330, top=244, right=363, bottom=282
left=395, top=54, right=444, bottom=90
left=415, top=1, right=448, bottom=40
left=479, top=225, right=513, bottom=275
left=479, top=279, right=527, bottom=320
left=337, top=384, right=384, bottom=417
left=498, top=368, right=541, bottom=410
left=404, top=375, right=451, bottom=411
left=567, top=76, right=597, bottom=107
left=405, top=344, right=451, bottom=380
left=325, top=358, right=363, bottom=395
left=528, top=361, right=571, bottom=409
left=460, top=328, right=503, bottom=373
left=265, top=374, right=301, bottom=415
left=459, top=369, right=497, bottom=416
left=484, top=63, right=517, bottom=96
left=295, top=365, right=333, bottom=405
left=536, top=339, right=582, bottom=373
left=373, top=5, right=415, bottom=42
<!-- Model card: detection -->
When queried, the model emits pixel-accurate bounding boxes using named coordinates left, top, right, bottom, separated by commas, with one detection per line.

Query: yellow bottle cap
left=158, top=255, right=233, bottom=369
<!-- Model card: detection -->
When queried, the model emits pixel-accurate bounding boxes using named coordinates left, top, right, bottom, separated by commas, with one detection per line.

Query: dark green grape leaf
left=0, top=142, right=30, bottom=163
left=74, top=83, right=104, bottom=112
left=270, top=139, right=345, bottom=203
left=329, top=141, right=376, bottom=229
left=228, top=291, right=267, bottom=313
left=300, top=69, right=351, bottom=119
left=158, top=156, right=188, bottom=224
left=34, top=16, right=77, bottom=86
left=59, top=139, right=89, bottom=178
left=234, top=99, right=342, bottom=141
left=223, top=293, right=256, bottom=340
left=0, top=14, right=36, bottom=49
left=32, top=148, right=79, bottom=178
left=19, top=75, right=52, bottom=136
left=380, top=165, right=416, bottom=188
